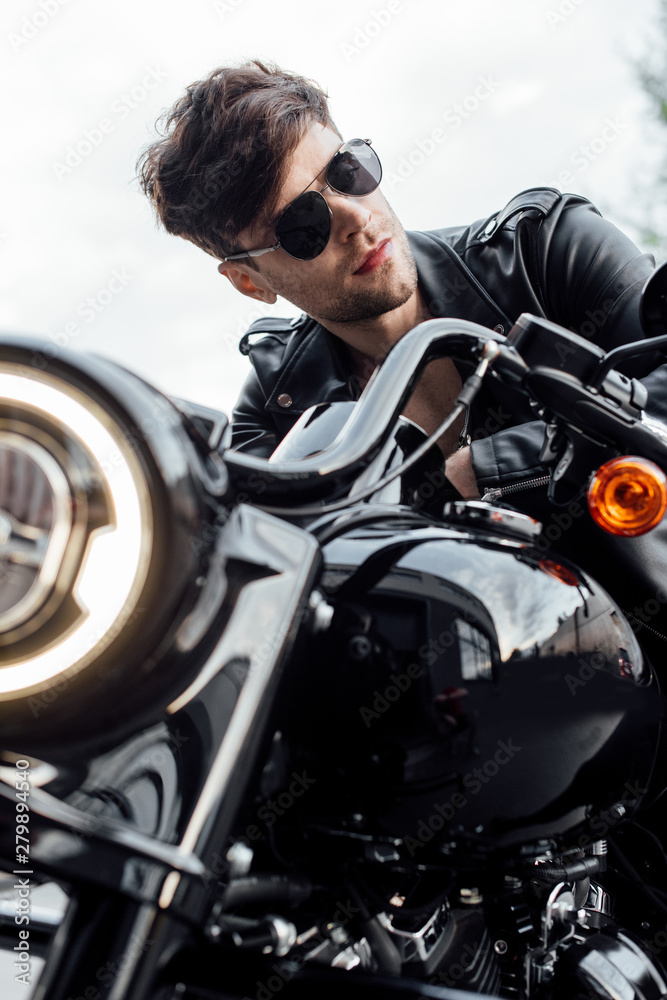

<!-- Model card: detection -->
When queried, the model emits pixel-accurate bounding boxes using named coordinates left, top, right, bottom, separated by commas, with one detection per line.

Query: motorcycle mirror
left=641, top=259, right=667, bottom=338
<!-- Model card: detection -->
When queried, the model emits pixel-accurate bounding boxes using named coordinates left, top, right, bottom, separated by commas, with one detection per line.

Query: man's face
left=227, top=124, right=418, bottom=329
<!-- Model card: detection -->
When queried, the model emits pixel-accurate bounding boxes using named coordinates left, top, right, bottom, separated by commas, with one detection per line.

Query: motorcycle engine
left=222, top=504, right=667, bottom=996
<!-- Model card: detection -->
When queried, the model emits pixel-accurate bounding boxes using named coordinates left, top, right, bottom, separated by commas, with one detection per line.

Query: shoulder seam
left=239, top=315, right=309, bottom=356
left=472, top=187, right=562, bottom=245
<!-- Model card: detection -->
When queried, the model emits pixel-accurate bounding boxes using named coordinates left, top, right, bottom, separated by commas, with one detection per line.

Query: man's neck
left=319, top=286, right=431, bottom=363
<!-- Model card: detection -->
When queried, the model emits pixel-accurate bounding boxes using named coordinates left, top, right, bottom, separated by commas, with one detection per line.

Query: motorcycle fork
left=32, top=889, right=182, bottom=1000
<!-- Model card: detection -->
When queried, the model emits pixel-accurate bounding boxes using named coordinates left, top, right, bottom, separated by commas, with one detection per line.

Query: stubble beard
left=316, top=222, right=419, bottom=324
left=261, top=211, right=419, bottom=325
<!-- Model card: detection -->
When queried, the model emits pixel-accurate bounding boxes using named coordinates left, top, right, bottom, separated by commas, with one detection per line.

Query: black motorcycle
left=2, top=264, right=667, bottom=999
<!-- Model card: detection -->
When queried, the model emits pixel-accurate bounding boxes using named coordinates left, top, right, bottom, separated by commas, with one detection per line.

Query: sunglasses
left=223, top=138, right=382, bottom=263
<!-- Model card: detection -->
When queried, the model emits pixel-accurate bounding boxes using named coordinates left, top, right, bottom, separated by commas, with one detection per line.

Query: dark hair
left=137, top=60, right=339, bottom=264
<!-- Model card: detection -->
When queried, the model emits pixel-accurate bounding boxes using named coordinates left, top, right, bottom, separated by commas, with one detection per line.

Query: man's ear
left=218, top=262, right=277, bottom=304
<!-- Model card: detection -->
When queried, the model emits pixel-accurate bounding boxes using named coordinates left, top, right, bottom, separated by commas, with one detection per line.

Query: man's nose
left=326, top=190, right=372, bottom=242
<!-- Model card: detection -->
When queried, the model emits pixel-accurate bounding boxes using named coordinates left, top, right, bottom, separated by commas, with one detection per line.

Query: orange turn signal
left=587, top=456, right=667, bottom=536
left=539, top=559, right=579, bottom=587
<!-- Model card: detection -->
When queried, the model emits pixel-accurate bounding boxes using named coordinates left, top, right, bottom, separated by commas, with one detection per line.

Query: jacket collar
left=409, top=230, right=511, bottom=328
left=263, top=230, right=509, bottom=415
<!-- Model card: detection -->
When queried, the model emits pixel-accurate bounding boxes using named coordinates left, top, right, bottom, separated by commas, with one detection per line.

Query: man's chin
left=317, top=283, right=416, bottom=325
left=318, top=245, right=419, bottom=324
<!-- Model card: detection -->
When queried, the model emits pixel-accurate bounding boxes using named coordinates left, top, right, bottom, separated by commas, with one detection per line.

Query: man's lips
left=353, top=239, right=392, bottom=275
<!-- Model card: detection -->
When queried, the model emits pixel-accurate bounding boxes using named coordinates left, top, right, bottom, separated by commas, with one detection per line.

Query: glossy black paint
left=270, top=402, right=449, bottom=514
left=290, top=513, right=661, bottom=856
left=0, top=324, right=665, bottom=998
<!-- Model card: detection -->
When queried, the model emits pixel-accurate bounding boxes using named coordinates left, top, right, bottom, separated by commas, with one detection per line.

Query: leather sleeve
left=229, top=368, right=279, bottom=457
left=469, top=196, right=657, bottom=488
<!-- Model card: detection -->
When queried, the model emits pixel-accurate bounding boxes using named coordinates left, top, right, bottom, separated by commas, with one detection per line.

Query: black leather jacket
left=230, top=187, right=659, bottom=492
left=229, top=188, right=667, bottom=637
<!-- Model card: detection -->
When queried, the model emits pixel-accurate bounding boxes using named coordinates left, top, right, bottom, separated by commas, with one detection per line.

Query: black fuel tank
left=297, top=509, right=662, bottom=858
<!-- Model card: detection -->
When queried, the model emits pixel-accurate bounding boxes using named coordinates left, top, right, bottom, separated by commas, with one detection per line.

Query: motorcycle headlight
left=0, top=365, right=152, bottom=692
left=0, top=338, right=221, bottom=751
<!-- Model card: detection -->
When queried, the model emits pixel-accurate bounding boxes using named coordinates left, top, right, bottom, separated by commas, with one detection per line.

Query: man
left=139, top=61, right=667, bottom=637
left=133, top=62, right=667, bottom=883
left=138, top=61, right=661, bottom=504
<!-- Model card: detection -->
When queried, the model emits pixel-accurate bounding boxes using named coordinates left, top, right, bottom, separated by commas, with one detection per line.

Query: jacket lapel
left=264, top=318, right=353, bottom=416
left=409, top=230, right=512, bottom=329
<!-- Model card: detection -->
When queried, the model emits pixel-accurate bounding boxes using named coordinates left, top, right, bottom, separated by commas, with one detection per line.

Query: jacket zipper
left=481, top=475, right=551, bottom=502
left=621, top=611, right=667, bottom=643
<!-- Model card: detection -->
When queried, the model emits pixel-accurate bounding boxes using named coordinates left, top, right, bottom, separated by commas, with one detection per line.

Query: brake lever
left=526, top=366, right=667, bottom=471
left=589, top=334, right=667, bottom=390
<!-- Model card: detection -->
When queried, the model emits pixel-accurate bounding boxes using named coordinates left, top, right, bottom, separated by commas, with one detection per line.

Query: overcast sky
left=0, top=0, right=663, bottom=417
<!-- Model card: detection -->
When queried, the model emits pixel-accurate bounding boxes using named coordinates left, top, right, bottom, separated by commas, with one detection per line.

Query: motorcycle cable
left=254, top=342, right=500, bottom=519
left=631, top=821, right=667, bottom=877
left=308, top=505, right=441, bottom=548
left=607, top=836, right=667, bottom=918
